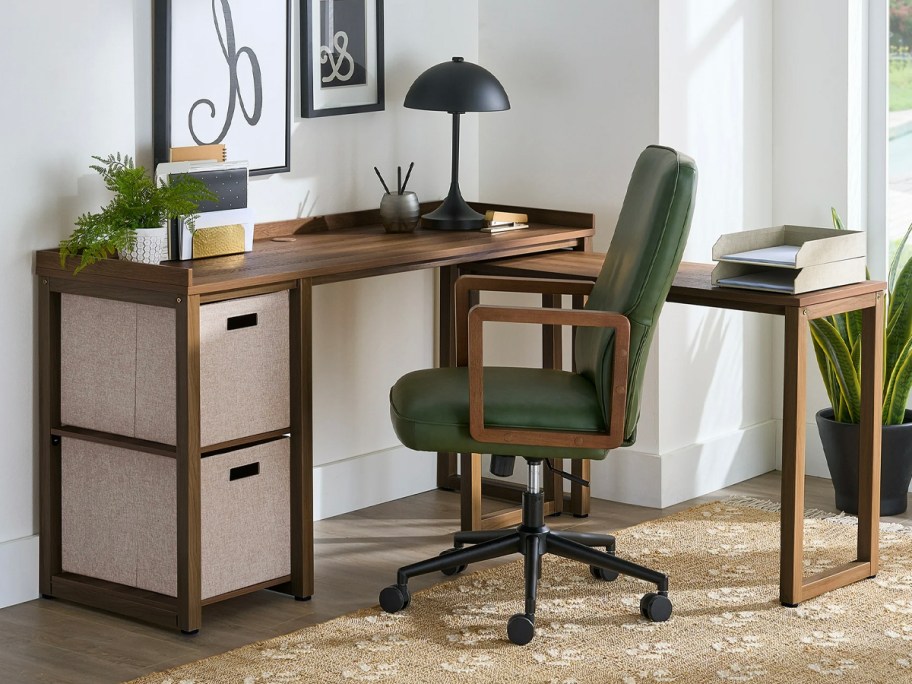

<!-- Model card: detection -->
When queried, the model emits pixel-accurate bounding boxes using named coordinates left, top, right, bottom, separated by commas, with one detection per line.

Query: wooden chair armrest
left=467, top=304, right=631, bottom=451
left=454, top=275, right=595, bottom=366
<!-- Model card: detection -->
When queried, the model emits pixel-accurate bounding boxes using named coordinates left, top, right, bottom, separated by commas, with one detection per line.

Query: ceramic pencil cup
left=380, top=191, right=420, bottom=233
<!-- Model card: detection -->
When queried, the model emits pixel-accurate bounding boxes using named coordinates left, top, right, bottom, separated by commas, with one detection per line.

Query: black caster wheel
left=590, top=545, right=620, bottom=581
left=379, top=584, right=411, bottom=613
left=507, top=613, right=535, bottom=645
left=439, top=548, right=467, bottom=576
left=640, top=592, right=672, bottom=622
left=590, top=565, right=620, bottom=581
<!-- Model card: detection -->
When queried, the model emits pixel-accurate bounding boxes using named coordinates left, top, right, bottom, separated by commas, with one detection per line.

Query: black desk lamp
left=404, top=57, right=510, bottom=230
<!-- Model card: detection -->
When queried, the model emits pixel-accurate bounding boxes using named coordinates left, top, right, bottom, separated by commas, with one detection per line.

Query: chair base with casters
left=379, top=458, right=672, bottom=645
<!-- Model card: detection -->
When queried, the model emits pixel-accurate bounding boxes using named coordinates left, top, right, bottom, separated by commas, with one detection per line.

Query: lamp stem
left=419, top=110, right=484, bottom=229
left=450, top=111, right=461, bottom=192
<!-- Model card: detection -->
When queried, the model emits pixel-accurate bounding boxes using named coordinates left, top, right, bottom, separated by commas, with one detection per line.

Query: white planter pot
left=121, top=226, right=169, bottom=265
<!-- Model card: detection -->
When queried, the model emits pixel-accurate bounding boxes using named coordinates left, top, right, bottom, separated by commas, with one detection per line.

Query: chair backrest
left=574, top=145, right=697, bottom=445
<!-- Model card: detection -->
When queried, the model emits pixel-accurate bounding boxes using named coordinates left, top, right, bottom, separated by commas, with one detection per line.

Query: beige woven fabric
left=126, top=500, right=912, bottom=683
left=199, top=291, right=290, bottom=446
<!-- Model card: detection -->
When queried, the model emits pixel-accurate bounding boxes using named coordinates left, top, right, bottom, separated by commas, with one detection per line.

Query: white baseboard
left=0, top=535, right=39, bottom=609
left=589, top=421, right=778, bottom=508
left=313, top=446, right=437, bottom=521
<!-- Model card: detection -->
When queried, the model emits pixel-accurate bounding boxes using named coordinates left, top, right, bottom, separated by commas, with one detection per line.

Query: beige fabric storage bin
left=60, top=290, right=290, bottom=447
left=198, top=291, right=290, bottom=445
left=61, top=437, right=290, bottom=599
left=60, top=294, right=139, bottom=439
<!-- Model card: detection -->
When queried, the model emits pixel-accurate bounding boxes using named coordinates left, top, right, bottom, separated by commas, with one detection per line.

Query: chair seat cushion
left=390, top=367, right=609, bottom=460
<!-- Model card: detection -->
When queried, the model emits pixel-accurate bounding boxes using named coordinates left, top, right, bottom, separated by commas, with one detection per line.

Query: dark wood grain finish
left=437, top=266, right=460, bottom=490
left=467, top=305, right=631, bottom=449
left=289, top=279, right=314, bottom=599
left=198, top=281, right=297, bottom=305
left=50, top=573, right=178, bottom=629
left=200, top=428, right=292, bottom=456
left=200, top=575, right=293, bottom=606
left=467, top=254, right=887, bottom=313
left=52, top=427, right=178, bottom=459
left=543, top=293, right=564, bottom=514
left=858, top=294, right=884, bottom=569
left=38, top=280, right=61, bottom=596
left=37, top=213, right=594, bottom=297
left=175, top=295, right=202, bottom=633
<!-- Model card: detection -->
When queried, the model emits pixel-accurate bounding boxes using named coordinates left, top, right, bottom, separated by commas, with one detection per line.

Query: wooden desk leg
left=543, top=293, right=564, bottom=514
left=460, top=453, right=483, bottom=530
left=38, top=280, right=61, bottom=596
left=857, top=294, right=883, bottom=572
left=437, top=266, right=459, bottom=489
left=569, top=292, right=591, bottom=518
left=780, top=306, right=808, bottom=606
left=176, top=295, right=202, bottom=633
left=290, top=279, right=315, bottom=599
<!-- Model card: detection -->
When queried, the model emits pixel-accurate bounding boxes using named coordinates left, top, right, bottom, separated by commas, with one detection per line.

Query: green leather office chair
left=380, top=145, right=697, bottom=645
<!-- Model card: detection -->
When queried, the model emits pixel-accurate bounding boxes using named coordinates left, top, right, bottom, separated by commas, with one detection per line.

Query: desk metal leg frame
left=780, top=294, right=882, bottom=606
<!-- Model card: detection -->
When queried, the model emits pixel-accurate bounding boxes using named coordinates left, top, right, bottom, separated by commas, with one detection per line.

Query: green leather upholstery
left=390, top=145, right=697, bottom=459
left=576, top=145, right=697, bottom=445
left=390, top=367, right=608, bottom=460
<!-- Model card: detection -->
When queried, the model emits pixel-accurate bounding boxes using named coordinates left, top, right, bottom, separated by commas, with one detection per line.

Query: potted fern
left=59, top=153, right=214, bottom=273
left=812, top=210, right=912, bottom=515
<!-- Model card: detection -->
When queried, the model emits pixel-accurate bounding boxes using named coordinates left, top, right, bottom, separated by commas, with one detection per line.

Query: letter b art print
left=154, top=0, right=291, bottom=175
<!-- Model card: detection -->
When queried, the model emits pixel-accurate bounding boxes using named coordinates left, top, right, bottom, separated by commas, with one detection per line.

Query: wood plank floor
left=2, top=471, right=909, bottom=683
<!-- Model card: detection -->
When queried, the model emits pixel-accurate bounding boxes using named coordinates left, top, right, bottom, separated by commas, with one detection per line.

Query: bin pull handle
left=227, top=312, right=258, bottom=330
left=229, top=462, right=260, bottom=481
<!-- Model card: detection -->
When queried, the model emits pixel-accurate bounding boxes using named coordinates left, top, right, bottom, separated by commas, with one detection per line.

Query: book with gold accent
left=178, top=208, right=254, bottom=260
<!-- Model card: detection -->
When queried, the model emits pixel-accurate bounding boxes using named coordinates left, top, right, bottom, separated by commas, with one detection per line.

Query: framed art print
left=302, top=0, right=385, bottom=117
left=153, top=0, right=291, bottom=175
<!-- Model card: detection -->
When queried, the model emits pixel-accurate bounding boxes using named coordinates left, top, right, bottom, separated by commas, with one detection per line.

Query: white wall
left=0, top=0, right=138, bottom=610
left=479, top=0, right=777, bottom=507
left=478, top=0, right=660, bottom=252
left=653, top=0, right=776, bottom=505
left=0, top=0, right=479, bottom=608
left=771, top=0, right=853, bottom=479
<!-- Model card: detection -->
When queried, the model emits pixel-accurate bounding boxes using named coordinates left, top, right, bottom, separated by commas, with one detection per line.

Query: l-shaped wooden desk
left=466, top=252, right=885, bottom=607
left=36, top=205, right=884, bottom=632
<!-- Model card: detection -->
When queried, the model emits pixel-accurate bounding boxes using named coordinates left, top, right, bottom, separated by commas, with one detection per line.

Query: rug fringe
left=724, top=495, right=912, bottom=533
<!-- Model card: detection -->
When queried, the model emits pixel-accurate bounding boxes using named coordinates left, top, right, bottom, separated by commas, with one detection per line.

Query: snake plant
left=810, top=209, right=912, bottom=425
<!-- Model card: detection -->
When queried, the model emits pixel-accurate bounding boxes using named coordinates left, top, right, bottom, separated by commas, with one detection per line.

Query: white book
left=719, top=245, right=801, bottom=267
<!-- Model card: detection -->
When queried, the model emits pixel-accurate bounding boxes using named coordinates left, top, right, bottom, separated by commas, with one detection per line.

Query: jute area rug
left=128, top=499, right=912, bottom=683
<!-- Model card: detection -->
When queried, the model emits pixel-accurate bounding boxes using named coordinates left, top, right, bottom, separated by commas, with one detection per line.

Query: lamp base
left=420, top=184, right=486, bottom=230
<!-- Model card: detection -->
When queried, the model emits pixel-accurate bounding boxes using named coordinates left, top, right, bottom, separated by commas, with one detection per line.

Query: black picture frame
left=301, top=0, right=385, bottom=117
left=153, top=0, right=291, bottom=176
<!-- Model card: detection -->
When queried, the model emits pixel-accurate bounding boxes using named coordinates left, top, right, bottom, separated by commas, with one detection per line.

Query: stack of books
left=711, top=225, right=866, bottom=294
left=156, top=146, right=253, bottom=260
left=481, top=210, right=529, bottom=233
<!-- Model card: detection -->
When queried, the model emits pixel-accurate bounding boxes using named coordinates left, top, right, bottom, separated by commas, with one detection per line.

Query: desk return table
left=468, top=252, right=885, bottom=607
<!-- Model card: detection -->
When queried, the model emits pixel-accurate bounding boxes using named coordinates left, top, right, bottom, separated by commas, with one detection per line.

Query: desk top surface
left=468, top=251, right=886, bottom=315
left=37, top=205, right=594, bottom=295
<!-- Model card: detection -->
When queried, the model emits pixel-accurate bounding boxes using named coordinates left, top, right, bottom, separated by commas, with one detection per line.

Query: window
left=889, top=0, right=912, bottom=270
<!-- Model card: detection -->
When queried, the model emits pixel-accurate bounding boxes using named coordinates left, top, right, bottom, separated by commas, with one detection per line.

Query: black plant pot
left=816, top=408, right=912, bottom=516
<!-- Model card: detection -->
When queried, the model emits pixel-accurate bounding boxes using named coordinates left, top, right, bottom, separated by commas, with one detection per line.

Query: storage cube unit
left=60, top=290, right=290, bottom=447
left=61, top=436, right=290, bottom=599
